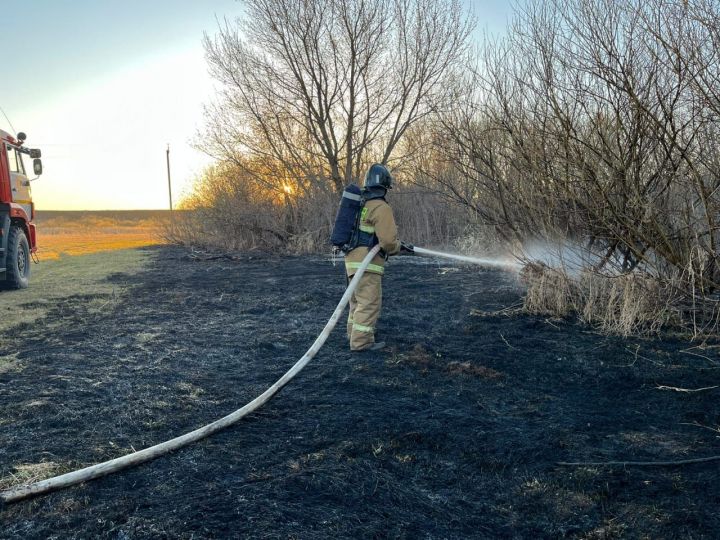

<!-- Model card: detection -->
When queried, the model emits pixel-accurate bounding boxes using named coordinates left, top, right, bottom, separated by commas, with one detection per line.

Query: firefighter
left=345, top=163, right=412, bottom=351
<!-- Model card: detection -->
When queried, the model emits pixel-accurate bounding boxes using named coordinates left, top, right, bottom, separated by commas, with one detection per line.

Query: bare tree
left=201, top=0, right=474, bottom=193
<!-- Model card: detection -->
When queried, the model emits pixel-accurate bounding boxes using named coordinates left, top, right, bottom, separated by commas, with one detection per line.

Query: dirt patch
left=1, top=246, right=719, bottom=538
left=445, top=361, right=502, bottom=379
left=391, top=345, right=503, bottom=379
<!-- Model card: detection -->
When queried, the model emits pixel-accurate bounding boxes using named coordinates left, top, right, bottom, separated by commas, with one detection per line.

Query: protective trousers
left=346, top=271, right=382, bottom=351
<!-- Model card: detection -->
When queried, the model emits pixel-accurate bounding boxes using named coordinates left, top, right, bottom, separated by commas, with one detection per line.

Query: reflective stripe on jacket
left=345, top=198, right=401, bottom=276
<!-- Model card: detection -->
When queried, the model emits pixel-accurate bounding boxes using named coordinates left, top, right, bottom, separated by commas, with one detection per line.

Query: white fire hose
left=1, top=245, right=517, bottom=505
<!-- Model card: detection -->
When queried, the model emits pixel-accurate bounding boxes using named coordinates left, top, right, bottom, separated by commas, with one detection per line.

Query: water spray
left=413, top=246, right=522, bottom=271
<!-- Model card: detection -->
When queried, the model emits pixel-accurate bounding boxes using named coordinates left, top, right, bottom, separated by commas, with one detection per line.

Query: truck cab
left=0, top=129, right=42, bottom=289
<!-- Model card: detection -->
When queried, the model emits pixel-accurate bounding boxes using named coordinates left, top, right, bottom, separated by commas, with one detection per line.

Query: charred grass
left=1, top=246, right=719, bottom=538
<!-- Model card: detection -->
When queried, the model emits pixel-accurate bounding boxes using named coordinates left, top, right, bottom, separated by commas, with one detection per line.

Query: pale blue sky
left=1, top=0, right=514, bottom=209
left=3, top=0, right=237, bottom=111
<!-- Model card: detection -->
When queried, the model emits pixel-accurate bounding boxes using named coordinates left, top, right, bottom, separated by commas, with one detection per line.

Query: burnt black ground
left=1, top=246, right=719, bottom=539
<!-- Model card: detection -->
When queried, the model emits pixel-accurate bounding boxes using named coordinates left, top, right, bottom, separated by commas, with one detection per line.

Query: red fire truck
left=0, top=130, right=42, bottom=289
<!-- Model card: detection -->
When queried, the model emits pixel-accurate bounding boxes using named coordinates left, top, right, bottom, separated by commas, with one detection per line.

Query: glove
left=400, top=241, right=415, bottom=254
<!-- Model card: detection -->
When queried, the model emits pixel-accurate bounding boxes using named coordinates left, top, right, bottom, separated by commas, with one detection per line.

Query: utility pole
left=166, top=144, right=173, bottom=213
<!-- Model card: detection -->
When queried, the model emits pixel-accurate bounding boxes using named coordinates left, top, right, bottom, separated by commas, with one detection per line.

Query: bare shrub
left=166, top=162, right=336, bottom=253
left=172, top=163, right=291, bottom=251
left=168, top=160, right=462, bottom=254
left=389, top=187, right=467, bottom=249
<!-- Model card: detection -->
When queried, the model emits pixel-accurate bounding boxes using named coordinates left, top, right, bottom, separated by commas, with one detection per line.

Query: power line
left=0, top=105, right=17, bottom=134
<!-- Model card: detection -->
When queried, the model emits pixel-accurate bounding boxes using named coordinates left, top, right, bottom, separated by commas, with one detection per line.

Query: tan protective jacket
left=344, top=198, right=401, bottom=276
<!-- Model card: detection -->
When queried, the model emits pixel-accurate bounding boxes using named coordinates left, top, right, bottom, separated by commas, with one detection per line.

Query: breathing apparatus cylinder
left=330, top=184, right=363, bottom=251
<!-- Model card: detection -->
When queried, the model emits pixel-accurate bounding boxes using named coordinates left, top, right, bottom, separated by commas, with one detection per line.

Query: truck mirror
left=17, top=132, right=27, bottom=142
left=29, top=148, right=41, bottom=159
left=33, top=158, right=43, bottom=176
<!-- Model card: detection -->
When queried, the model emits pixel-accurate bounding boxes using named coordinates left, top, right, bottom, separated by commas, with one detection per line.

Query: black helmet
left=364, top=163, right=393, bottom=190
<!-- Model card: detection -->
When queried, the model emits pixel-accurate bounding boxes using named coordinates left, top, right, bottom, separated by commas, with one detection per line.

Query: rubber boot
left=352, top=341, right=386, bottom=352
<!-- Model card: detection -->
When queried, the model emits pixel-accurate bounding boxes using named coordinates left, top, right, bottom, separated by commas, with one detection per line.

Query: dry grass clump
left=521, top=263, right=577, bottom=319
left=578, top=271, right=674, bottom=336
left=0, top=462, right=64, bottom=490
left=521, top=263, right=677, bottom=336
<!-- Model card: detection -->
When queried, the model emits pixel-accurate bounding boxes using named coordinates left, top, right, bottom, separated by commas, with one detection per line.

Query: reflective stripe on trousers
left=353, top=322, right=374, bottom=333
left=345, top=261, right=384, bottom=275
left=346, top=318, right=374, bottom=335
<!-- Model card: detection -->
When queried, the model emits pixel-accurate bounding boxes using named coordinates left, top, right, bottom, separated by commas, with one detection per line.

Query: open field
left=34, top=210, right=169, bottom=260
left=1, top=246, right=719, bottom=538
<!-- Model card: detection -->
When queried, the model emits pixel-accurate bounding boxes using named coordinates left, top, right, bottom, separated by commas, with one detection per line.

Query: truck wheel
left=6, top=225, right=30, bottom=289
